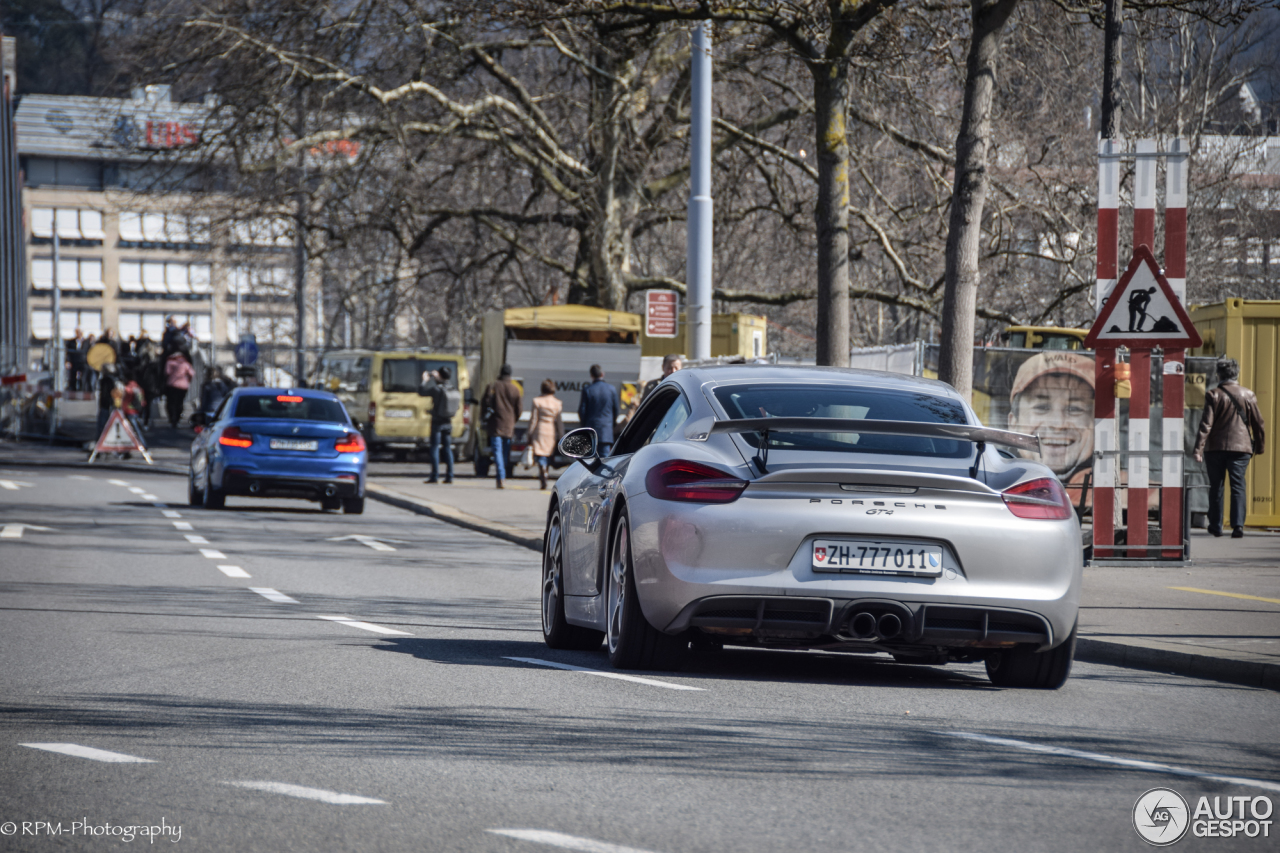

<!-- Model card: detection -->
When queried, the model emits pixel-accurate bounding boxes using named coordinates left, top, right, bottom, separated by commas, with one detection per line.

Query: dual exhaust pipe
left=849, top=610, right=904, bottom=641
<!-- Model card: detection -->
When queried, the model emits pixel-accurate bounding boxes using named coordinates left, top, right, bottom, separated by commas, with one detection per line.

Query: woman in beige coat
left=528, top=379, right=563, bottom=490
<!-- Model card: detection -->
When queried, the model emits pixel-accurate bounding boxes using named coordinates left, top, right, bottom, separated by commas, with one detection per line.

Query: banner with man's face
left=1006, top=351, right=1096, bottom=480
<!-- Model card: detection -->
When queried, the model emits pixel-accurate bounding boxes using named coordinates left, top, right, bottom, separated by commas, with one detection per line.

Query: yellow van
left=317, top=350, right=471, bottom=459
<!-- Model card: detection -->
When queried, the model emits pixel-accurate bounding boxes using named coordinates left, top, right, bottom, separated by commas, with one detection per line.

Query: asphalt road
left=1, top=467, right=1277, bottom=852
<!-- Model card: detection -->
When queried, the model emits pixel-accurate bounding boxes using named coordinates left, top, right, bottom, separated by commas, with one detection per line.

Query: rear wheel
left=541, top=508, right=603, bottom=651
left=187, top=470, right=201, bottom=506
left=606, top=514, right=686, bottom=670
left=342, top=496, right=365, bottom=514
left=202, top=474, right=225, bottom=510
left=985, top=621, right=1076, bottom=689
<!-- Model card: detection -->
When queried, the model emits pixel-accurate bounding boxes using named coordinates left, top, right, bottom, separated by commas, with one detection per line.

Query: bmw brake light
left=646, top=459, right=747, bottom=503
left=335, top=432, right=366, bottom=453
left=1002, top=477, right=1072, bottom=520
left=219, top=426, right=253, bottom=448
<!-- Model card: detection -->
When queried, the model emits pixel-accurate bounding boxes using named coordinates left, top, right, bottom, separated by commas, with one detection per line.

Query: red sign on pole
left=645, top=290, right=679, bottom=338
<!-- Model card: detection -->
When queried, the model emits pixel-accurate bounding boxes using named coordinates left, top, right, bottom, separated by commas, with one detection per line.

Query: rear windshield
left=233, top=395, right=349, bottom=423
left=381, top=358, right=458, bottom=393
left=712, top=383, right=970, bottom=458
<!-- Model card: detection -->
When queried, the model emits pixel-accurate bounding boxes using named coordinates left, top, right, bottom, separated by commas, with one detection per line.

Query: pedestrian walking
left=480, top=363, right=522, bottom=488
left=163, top=349, right=195, bottom=428
left=578, top=363, right=620, bottom=457
left=529, top=379, right=564, bottom=490
left=1193, top=358, right=1266, bottom=538
left=199, top=368, right=231, bottom=420
left=421, top=366, right=461, bottom=484
left=95, top=362, right=119, bottom=439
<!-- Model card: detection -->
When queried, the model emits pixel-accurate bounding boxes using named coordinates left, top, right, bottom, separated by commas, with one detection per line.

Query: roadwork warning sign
left=88, top=409, right=153, bottom=465
left=1084, top=245, right=1201, bottom=349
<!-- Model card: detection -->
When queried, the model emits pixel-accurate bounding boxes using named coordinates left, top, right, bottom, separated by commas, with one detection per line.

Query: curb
left=365, top=483, right=544, bottom=553
left=1076, top=637, right=1280, bottom=691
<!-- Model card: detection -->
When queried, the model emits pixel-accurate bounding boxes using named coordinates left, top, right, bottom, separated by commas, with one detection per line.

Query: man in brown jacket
left=481, top=363, right=523, bottom=488
left=1193, top=358, right=1266, bottom=538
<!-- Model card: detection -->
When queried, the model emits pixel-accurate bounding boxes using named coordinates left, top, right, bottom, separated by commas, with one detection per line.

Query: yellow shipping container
left=640, top=312, right=767, bottom=359
left=1189, top=299, right=1279, bottom=528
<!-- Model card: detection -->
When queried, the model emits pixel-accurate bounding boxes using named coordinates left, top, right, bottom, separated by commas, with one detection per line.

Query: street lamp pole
left=49, top=231, right=61, bottom=442
left=687, top=22, right=713, bottom=361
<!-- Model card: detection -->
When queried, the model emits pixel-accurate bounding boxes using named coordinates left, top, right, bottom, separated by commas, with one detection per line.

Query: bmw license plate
left=269, top=439, right=318, bottom=451
left=383, top=409, right=415, bottom=419
left=811, top=538, right=944, bottom=576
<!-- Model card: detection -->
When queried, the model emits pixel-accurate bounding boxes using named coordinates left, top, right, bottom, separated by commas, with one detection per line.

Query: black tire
left=320, top=497, right=342, bottom=511
left=606, top=513, right=686, bottom=671
left=187, top=470, right=201, bottom=507
left=985, top=620, right=1077, bottom=689
left=541, top=508, right=604, bottom=651
left=203, top=474, right=225, bottom=510
left=342, top=496, right=365, bottom=514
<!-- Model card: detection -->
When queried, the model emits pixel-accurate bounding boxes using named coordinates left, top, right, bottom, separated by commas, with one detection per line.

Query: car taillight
left=335, top=432, right=366, bottom=453
left=1002, top=477, right=1072, bottom=520
left=219, top=426, right=253, bottom=448
left=645, top=459, right=748, bottom=503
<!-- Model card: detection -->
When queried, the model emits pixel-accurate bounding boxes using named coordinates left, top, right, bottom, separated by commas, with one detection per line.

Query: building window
left=230, top=216, right=293, bottom=248
left=31, top=257, right=105, bottom=292
left=31, top=310, right=103, bottom=340
left=118, top=211, right=212, bottom=246
left=227, top=314, right=293, bottom=344
left=228, top=265, right=291, bottom=300
left=119, top=311, right=211, bottom=343
left=30, top=207, right=105, bottom=242
left=118, top=261, right=212, bottom=298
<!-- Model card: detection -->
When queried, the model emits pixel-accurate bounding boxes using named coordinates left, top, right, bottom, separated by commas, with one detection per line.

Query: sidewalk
left=368, top=474, right=1280, bottom=691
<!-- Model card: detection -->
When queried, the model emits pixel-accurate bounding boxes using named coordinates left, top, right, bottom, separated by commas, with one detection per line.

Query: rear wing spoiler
left=702, top=417, right=1040, bottom=455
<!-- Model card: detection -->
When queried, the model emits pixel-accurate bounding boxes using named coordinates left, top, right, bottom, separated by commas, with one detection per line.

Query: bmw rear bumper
left=221, top=469, right=363, bottom=500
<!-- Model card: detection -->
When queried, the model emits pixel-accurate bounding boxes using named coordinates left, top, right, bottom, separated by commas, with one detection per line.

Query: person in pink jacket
left=164, top=350, right=195, bottom=428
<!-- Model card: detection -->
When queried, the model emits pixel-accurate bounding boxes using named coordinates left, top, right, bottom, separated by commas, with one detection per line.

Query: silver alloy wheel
left=607, top=520, right=629, bottom=655
left=541, top=514, right=563, bottom=635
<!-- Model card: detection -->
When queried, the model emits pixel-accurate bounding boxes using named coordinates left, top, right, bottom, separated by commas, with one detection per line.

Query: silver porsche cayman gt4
left=541, top=365, right=1083, bottom=689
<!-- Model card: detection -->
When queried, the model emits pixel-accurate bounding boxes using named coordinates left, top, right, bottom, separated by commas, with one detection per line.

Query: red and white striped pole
left=1125, top=139, right=1158, bottom=555
left=1094, top=137, right=1122, bottom=557
left=1161, top=138, right=1189, bottom=557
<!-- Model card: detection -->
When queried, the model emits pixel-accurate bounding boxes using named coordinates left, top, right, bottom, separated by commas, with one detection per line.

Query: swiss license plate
left=812, top=538, right=944, bottom=576
left=383, top=408, right=415, bottom=419
left=269, top=439, right=318, bottom=451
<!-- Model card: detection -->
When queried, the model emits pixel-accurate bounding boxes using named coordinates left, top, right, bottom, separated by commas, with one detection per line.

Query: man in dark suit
left=578, top=364, right=621, bottom=457
left=481, top=363, right=523, bottom=489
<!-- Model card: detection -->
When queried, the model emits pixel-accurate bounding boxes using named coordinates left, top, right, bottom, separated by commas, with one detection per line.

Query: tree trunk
left=813, top=61, right=851, bottom=367
left=1100, top=0, right=1124, bottom=139
left=938, top=0, right=1018, bottom=400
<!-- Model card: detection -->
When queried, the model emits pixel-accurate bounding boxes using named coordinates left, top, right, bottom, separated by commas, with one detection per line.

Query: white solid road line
left=199, top=548, right=227, bottom=559
left=488, top=829, right=663, bottom=853
left=184, top=534, right=209, bottom=544
left=108, top=479, right=130, bottom=486
left=173, top=521, right=193, bottom=531
left=225, top=781, right=387, bottom=805
left=218, top=565, right=251, bottom=578
left=941, top=731, right=1280, bottom=794
left=327, top=534, right=404, bottom=551
left=315, top=615, right=413, bottom=636
left=22, top=743, right=154, bottom=763
left=503, top=657, right=704, bottom=692
left=161, top=510, right=182, bottom=518
left=249, top=588, right=299, bottom=604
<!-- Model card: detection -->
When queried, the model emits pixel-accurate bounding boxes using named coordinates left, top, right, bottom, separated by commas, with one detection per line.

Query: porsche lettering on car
left=540, top=365, right=1082, bottom=689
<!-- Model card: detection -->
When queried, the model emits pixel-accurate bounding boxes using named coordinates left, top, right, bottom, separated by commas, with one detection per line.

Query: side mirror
left=559, top=427, right=599, bottom=460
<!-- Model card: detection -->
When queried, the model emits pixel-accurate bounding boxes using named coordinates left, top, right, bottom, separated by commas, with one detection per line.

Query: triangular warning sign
left=87, top=409, right=153, bottom=464
left=1084, top=245, right=1202, bottom=349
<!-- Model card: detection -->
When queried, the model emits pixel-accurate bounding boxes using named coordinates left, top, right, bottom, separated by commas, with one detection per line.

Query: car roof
left=230, top=387, right=341, bottom=401
left=674, top=364, right=962, bottom=397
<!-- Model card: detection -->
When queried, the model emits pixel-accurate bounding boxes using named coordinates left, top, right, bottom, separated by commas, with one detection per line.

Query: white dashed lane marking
left=249, top=588, right=299, bottom=604
left=199, top=548, right=227, bottom=559
left=161, top=510, right=182, bottom=518
left=68, top=475, right=93, bottom=481
left=225, top=781, right=386, bottom=805
left=488, top=829, right=662, bottom=853
left=316, top=615, right=412, bottom=636
left=503, top=658, right=704, bottom=692
left=0, top=480, right=34, bottom=490
left=173, top=521, right=193, bottom=531
left=140, top=494, right=159, bottom=501
left=218, top=565, right=251, bottom=578
left=108, top=479, right=130, bottom=486
left=184, top=534, right=209, bottom=544
left=22, top=743, right=154, bottom=763
left=128, top=487, right=145, bottom=494
left=940, top=732, right=1280, bottom=794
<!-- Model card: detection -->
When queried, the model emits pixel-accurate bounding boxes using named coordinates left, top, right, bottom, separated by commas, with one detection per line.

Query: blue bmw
left=189, top=387, right=367, bottom=513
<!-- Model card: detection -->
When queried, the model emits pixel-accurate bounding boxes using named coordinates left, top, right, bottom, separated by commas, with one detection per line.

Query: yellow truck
left=317, top=350, right=472, bottom=460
